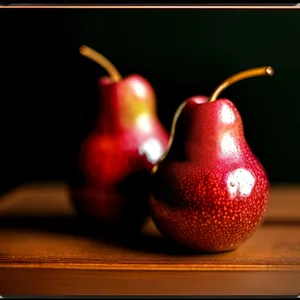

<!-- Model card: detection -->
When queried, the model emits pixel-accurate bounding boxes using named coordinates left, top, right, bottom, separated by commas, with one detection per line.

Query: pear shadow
left=2, top=192, right=294, bottom=256
left=262, top=219, right=300, bottom=226
left=63, top=169, right=210, bottom=255
left=0, top=208, right=209, bottom=256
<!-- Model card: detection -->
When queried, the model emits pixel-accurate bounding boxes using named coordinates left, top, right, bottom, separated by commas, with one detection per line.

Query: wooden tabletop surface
left=0, top=183, right=299, bottom=296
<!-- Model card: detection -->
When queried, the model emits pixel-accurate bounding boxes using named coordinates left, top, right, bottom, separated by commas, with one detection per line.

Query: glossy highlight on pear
left=69, top=46, right=169, bottom=231
left=150, top=66, right=274, bottom=252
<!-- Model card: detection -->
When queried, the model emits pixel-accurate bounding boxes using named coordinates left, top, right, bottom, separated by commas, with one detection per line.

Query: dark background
left=1, top=8, right=300, bottom=193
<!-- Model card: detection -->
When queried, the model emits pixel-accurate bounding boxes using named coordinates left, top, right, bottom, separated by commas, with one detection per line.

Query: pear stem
left=79, top=45, right=122, bottom=82
left=208, top=66, right=274, bottom=103
left=151, top=100, right=188, bottom=174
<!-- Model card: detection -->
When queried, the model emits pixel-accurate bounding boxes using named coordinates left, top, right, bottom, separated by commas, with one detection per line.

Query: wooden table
left=0, top=183, right=299, bottom=296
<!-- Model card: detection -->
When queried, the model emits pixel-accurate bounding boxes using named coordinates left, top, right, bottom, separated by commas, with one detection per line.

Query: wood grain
left=0, top=183, right=299, bottom=295
left=0, top=217, right=300, bottom=269
left=1, top=268, right=299, bottom=296
left=1, top=182, right=299, bottom=221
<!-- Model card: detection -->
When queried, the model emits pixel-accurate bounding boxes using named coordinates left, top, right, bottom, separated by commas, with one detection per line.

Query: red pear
left=69, top=46, right=169, bottom=231
left=150, top=66, right=273, bottom=252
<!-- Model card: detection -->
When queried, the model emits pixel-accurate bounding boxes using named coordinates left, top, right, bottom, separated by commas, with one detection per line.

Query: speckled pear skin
left=150, top=97, right=269, bottom=252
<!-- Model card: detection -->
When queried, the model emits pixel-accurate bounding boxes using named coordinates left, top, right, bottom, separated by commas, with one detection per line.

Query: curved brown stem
left=79, top=45, right=122, bottom=82
left=208, top=66, right=274, bottom=103
left=151, top=100, right=188, bottom=174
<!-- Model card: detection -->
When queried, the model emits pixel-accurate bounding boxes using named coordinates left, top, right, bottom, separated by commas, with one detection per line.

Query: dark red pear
left=69, top=46, right=169, bottom=232
left=150, top=66, right=274, bottom=252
